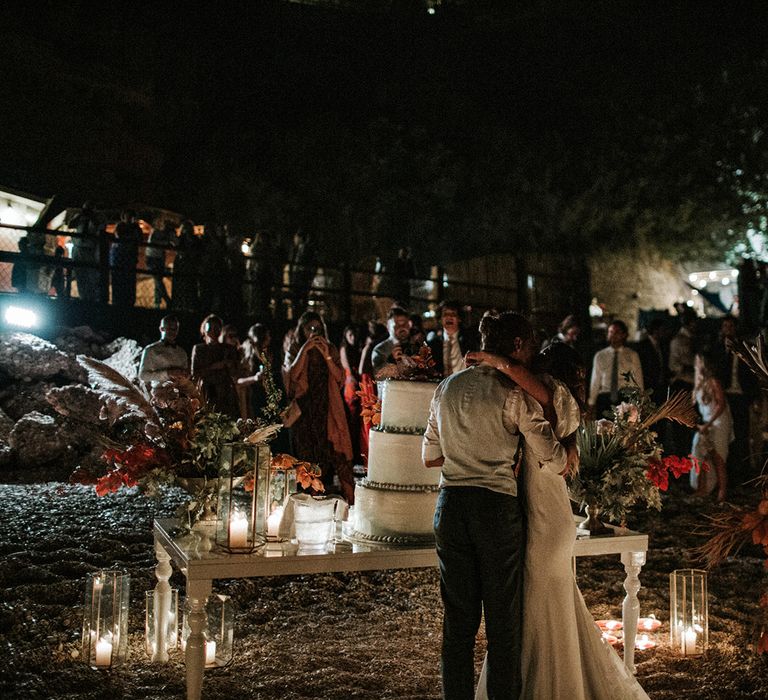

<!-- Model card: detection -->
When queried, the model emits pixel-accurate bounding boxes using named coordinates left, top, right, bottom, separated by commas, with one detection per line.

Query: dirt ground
left=0, top=465, right=767, bottom=700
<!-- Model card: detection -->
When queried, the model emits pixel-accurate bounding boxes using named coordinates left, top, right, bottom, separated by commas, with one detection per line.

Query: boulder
left=102, top=337, right=142, bottom=383
left=0, top=381, right=56, bottom=421
left=0, top=406, right=14, bottom=442
left=0, top=332, right=86, bottom=383
left=53, top=326, right=111, bottom=358
left=9, top=411, right=68, bottom=468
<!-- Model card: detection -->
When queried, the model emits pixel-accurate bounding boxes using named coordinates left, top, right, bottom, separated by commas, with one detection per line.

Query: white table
left=153, top=517, right=648, bottom=700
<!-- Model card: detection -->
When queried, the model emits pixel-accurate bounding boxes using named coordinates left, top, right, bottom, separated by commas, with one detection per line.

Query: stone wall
left=589, top=249, right=691, bottom=338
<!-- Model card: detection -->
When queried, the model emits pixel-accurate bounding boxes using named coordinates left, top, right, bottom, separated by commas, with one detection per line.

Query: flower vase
left=580, top=502, right=611, bottom=536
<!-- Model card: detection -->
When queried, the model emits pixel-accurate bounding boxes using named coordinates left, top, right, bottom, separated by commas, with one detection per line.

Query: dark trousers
left=726, top=393, right=752, bottom=483
left=594, top=392, right=615, bottom=419
left=434, top=487, right=524, bottom=700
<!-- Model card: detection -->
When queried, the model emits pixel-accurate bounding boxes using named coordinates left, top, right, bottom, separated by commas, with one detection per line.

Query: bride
left=467, top=343, right=650, bottom=700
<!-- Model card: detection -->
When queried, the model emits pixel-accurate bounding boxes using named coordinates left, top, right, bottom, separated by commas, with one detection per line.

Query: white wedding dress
left=476, top=380, right=650, bottom=700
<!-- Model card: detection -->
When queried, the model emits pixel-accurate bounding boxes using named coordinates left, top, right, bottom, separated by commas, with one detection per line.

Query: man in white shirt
left=138, top=315, right=189, bottom=385
left=422, top=311, right=566, bottom=700
left=588, top=319, right=644, bottom=418
left=426, top=300, right=479, bottom=377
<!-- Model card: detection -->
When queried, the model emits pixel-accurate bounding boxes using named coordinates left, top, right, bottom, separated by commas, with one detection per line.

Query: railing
left=0, top=222, right=587, bottom=329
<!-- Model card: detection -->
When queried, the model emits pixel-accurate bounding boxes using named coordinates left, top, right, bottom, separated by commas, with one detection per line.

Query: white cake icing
left=366, top=430, right=441, bottom=487
left=352, top=379, right=440, bottom=544
left=378, top=380, right=436, bottom=433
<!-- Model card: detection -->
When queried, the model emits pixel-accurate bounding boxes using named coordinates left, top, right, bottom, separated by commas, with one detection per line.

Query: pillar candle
left=229, top=515, right=249, bottom=548
left=95, top=639, right=113, bottom=666
left=683, top=627, right=697, bottom=655
left=205, top=640, right=217, bottom=666
left=267, top=507, right=284, bottom=538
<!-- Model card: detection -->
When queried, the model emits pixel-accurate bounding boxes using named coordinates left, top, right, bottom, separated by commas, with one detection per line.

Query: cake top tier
left=377, top=379, right=438, bottom=433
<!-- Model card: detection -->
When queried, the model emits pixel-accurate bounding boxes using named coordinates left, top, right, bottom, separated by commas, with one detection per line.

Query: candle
left=267, top=506, right=284, bottom=539
left=95, top=638, right=113, bottom=666
left=683, top=627, right=697, bottom=655
left=601, top=632, right=619, bottom=646
left=638, top=616, right=661, bottom=632
left=596, top=619, right=623, bottom=632
left=205, top=640, right=217, bottom=666
left=635, top=634, right=656, bottom=650
left=229, top=515, right=249, bottom=548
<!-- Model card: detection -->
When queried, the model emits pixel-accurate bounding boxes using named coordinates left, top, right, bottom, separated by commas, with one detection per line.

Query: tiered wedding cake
left=351, top=379, right=440, bottom=543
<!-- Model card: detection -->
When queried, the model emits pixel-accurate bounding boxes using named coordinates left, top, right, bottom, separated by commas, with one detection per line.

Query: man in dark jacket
left=427, top=300, right=479, bottom=378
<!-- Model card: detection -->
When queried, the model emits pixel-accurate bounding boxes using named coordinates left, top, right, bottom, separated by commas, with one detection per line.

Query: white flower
left=596, top=419, right=615, bottom=435
left=615, top=402, right=640, bottom=423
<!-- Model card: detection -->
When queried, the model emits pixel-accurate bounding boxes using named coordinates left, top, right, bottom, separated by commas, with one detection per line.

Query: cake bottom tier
left=351, top=479, right=438, bottom=544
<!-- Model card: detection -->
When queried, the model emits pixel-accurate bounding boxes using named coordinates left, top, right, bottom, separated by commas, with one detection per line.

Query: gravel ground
left=0, top=467, right=767, bottom=700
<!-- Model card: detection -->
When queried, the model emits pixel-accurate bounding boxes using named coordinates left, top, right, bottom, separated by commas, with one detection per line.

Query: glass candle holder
left=263, top=464, right=298, bottom=541
left=182, top=593, right=234, bottom=668
left=670, top=569, right=708, bottom=656
left=215, top=442, right=269, bottom=552
left=145, top=588, right=179, bottom=659
left=82, top=570, right=130, bottom=669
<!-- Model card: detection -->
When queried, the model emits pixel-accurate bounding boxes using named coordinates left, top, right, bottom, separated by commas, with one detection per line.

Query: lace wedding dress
left=476, top=381, right=650, bottom=700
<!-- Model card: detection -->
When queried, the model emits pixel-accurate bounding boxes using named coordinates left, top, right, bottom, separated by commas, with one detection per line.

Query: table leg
left=621, top=550, right=646, bottom=674
left=152, top=539, right=173, bottom=663
left=185, top=579, right=212, bottom=700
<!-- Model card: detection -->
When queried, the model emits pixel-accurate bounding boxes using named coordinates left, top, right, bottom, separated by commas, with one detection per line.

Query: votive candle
left=683, top=627, right=697, bottom=655
left=95, top=638, right=113, bottom=667
left=267, top=507, right=284, bottom=539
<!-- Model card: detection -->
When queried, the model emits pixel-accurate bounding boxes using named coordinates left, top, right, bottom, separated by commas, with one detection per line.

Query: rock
left=8, top=411, right=68, bottom=467
left=0, top=407, right=14, bottom=442
left=0, top=381, right=56, bottom=420
left=52, top=326, right=111, bottom=357
left=102, top=337, right=142, bottom=382
left=0, top=332, right=86, bottom=383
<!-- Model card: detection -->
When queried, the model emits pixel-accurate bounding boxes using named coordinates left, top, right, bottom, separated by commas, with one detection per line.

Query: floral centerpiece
left=570, top=374, right=700, bottom=527
left=58, top=356, right=281, bottom=522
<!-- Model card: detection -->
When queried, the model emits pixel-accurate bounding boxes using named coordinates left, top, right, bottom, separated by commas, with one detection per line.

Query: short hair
left=438, top=300, right=462, bottom=317
left=479, top=311, right=533, bottom=356
left=558, top=314, right=580, bottom=334
left=248, top=323, right=270, bottom=346
left=388, top=306, right=409, bottom=321
left=609, top=320, right=628, bottom=335
left=160, top=314, right=179, bottom=327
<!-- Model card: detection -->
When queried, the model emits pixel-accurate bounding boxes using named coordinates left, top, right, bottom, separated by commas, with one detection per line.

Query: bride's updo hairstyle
left=479, top=311, right=533, bottom=357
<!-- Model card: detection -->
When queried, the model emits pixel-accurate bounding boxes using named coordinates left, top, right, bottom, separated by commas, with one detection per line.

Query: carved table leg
left=621, top=550, right=646, bottom=674
left=185, top=579, right=213, bottom=700
left=153, top=539, right=173, bottom=663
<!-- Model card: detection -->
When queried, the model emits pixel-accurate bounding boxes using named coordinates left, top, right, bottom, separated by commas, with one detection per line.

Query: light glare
left=4, top=305, right=38, bottom=328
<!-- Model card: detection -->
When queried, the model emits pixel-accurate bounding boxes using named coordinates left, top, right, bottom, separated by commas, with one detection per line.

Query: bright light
left=731, top=269, right=739, bottom=278
left=4, top=305, right=39, bottom=328
left=708, top=271, right=717, bottom=280
left=427, top=6, right=436, bottom=14
left=241, top=240, right=250, bottom=255
left=691, top=289, right=699, bottom=296
left=722, top=278, right=730, bottom=285
left=686, top=300, right=694, bottom=307
left=697, top=280, right=707, bottom=289
left=689, top=273, right=698, bottom=283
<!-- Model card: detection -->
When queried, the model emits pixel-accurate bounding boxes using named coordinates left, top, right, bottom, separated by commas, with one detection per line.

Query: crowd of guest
left=134, top=294, right=761, bottom=506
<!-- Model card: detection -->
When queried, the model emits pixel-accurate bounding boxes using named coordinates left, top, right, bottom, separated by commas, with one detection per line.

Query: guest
left=138, top=315, right=189, bottom=385
left=390, top=246, right=417, bottom=307
left=191, top=314, right=240, bottom=418
left=668, top=310, right=698, bottom=456
left=541, top=313, right=581, bottom=351
left=634, top=317, right=669, bottom=407
left=110, top=209, right=141, bottom=307
left=358, top=321, right=388, bottom=465
left=171, top=221, right=201, bottom=313
left=145, top=220, right=175, bottom=308
left=714, top=316, right=759, bottom=481
left=245, top=231, right=276, bottom=318
left=372, top=307, right=416, bottom=377
left=11, top=236, right=28, bottom=293
left=588, top=319, right=644, bottom=418
left=690, top=352, right=734, bottom=502
left=340, top=324, right=363, bottom=462
left=282, top=311, right=354, bottom=502
left=410, top=314, right=426, bottom=346
left=69, top=201, right=100, bottom=302
left=220, top=324, right=241, bottom=349
left=239, top=323, right=273, bottom=418
left=287, top=229, right=316, bottom=311
left=51, top=245, right=68, bottom=298
left=427, top=300, right=479, bottom=377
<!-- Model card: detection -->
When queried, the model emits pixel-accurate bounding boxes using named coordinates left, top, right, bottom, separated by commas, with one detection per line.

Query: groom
left=423, top=311, right=566, bottom=700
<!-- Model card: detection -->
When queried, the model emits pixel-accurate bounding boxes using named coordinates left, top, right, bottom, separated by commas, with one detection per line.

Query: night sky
left=3, top=1, right=768, bottom=261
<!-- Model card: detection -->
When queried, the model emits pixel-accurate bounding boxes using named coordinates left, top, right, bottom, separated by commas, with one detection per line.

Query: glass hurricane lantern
left=669, top=569, right=708, bottom=656
left=82, top=570, right=130, bottom=669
